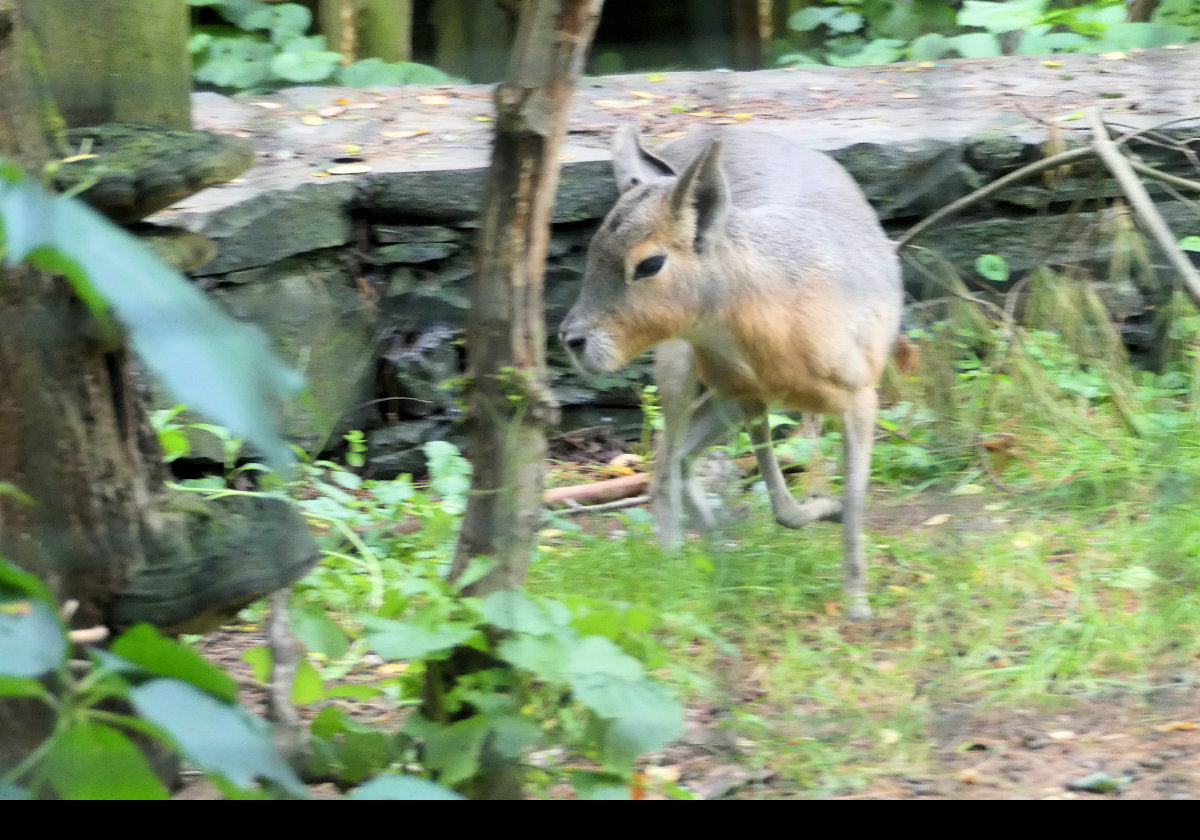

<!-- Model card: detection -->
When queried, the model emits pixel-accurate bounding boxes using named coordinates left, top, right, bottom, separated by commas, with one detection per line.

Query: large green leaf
left=289, top=601, right=349, bottom=660
left=569, top=674, right=684, bottom=771
left=496, top=634, right=571, bottom=683
left=0, top=598, right=65, bottom=678
left=0, top=166, right=303, bottom=467
left=420, top=715, right=488, bottom=788
left=271, top=46, right=341, bottom=83
left=958, top=0, right=1047, bottom=33
left=109, top=624, right=238, bottom=702
left=192, top=36, right=276, bottom=90
left=45, top=720, right=169, bottom=800
left=308, top=706, right=394, bottom=783
left=362, top=616, right=477, bottom=660
left=347, top=775, right=464, bottom=800
left=129, top=678, right=306, bottom=796
left=477, top=589, right=561, bottom=635
left=563, top=635, right=644, bottom=681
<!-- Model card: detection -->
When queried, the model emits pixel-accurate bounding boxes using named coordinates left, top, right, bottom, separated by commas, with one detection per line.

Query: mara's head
left=558, top=126, right=730, bottom=375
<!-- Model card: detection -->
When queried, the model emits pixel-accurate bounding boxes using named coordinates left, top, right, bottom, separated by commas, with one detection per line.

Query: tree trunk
left=19, top=0, right=191, bottom=129
left=424, top=0, right=602, bottom=800
left=452, top=0, right=603, bottom=593
left=0, top=0, right=316, bottom=777
left=359, top=0, right=412, bottom=63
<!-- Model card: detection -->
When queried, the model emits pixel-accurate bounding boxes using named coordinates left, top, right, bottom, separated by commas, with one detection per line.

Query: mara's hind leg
left=747, top=410, right=842, bottom=529
left=839, top=387, right=878, bottom=621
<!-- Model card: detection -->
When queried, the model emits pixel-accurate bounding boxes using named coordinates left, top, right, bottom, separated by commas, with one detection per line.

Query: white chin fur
left=568, top=333, right=621, bottom=376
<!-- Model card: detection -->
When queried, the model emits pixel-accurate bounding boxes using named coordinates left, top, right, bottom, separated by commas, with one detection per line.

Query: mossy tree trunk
left=0, top=0, right=315, bottom=777
left=19, top=0, right=191, bottom=129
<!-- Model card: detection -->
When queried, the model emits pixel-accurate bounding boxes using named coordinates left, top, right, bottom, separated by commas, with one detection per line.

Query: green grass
left=254, top=301, right=1200, bottom=797
left=516, top=332, right=1200, bottom=795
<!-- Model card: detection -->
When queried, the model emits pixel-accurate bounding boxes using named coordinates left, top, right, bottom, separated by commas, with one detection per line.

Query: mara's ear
left=611, top=125, right=675, bottom=193
left=668, top=138, right=729, bottom=251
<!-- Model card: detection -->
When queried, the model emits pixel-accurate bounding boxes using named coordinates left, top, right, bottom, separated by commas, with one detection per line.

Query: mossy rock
left=54, top=125, right=254, bottom=223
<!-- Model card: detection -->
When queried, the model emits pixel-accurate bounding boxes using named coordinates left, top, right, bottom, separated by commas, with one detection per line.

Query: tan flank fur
left=559, top=126, right=904, bottom=620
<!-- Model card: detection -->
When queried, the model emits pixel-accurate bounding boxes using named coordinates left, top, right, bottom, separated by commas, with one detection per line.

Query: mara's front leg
left=651, top=340, right=735, bottom=549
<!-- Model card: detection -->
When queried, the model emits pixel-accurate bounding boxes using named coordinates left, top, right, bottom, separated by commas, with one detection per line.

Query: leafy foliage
left=0, top=557, right=303, bottom=798
left=774, top=0, right=1200, bottom=67
left=188, top=0, right=459, bottom=93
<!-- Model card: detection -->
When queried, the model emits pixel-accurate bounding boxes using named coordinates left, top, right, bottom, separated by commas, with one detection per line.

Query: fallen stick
left=543, top=472, right=649, bottom=506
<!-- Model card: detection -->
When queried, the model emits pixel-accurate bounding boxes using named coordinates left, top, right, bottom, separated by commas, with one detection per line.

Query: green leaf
left=309, top=707, right=393, bottom=783
left=45, top=720, right=169, bottom=800
left=497, top=634, right=571, bottom=684
left=0, top=166, right=304, bottom=467
left=908, top=32, right=953, bottom=60
left=489, top=714, right=539, bottom=759
left=0, top=482, right=35, bottom=506
left=192, top=36, right=276, bottom=90
left=347, top=775, right=464, bottom=800
left=156, top=427, right=191, bottom=461
left=563, top=635, right=644, bottom=681
left=1094, top=22, right=1190, bottom=49
left=268, top=3, right=312, bottom=44
left=242, top=645, right=272, bottom=683
left=827, top=38, right=906, bottom=66
left=1106, top=565, right=1159, bottom=591
left=0, top=675, right=47, bottom=698
left=0, top=556, right=53, bottom=603
left=129, top=678, right=305, bottom=796
left=453, top=555, right=495, bottom=591
left=569, top=675, right=684, bottom=771
left=786, top=6, right=863, bottom=34
left=362, top=616, right=477, bottom=660
left=292, top=657, right=325, bottom=704
left=974, top=253, right=1011, bottom=283
left=270, top=48, right=341, bottom=83
left=958, top=0, right=1047, bottom=33
left=1015, top=30, right=1088, bottom=54
left=289, top=602, right=349, bottom=659
left=0, top=598, right=65, bottom=678
left=1179, top=236, right=1200, bottom=252
left=570, top=770, right=631, bottom=800
left=421, top=715, right=487, bottom=788
left=110, top=624, right=237, bottom=702
left=477, top=589, right=559, bottom=635
left=947, top=32, right=1004, bottom=58
left=325, top=683, right=382, bottom=701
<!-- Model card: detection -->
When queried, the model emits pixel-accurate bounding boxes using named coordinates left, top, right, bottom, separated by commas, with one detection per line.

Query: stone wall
left=152, top=48, right=1200, bottom=472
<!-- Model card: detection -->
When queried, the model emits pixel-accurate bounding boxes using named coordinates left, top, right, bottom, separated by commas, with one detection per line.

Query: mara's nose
left=558, top=317, right=586, bottom=354
left=559, top=328, right=586, bottom=355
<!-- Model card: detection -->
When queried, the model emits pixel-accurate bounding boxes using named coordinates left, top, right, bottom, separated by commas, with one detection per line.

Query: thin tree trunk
left=452, top=0, right=603, bottom=593
left=359, top=0, right=412, bottom=63
left=424, top=0, right=602, bottom=800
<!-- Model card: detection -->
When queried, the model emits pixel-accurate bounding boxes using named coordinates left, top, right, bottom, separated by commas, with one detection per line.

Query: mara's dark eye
left=633, top=254, right=666, bottom=281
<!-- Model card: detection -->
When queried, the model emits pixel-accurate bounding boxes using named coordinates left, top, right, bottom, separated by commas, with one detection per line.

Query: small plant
left=774, top=0, right=1200, bottom=68
left=188, top=0, right=459, bottom=93
left=0, top=557, right=306, bottom=799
